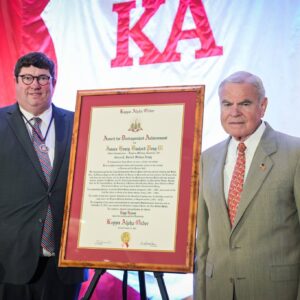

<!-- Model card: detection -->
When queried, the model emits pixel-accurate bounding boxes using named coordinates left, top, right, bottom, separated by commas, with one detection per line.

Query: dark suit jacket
left=0, top=103, right=85, bottom=285
left=194, top=123, right=300, bottom=300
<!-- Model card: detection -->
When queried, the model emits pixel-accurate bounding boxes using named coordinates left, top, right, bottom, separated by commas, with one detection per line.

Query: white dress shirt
left=19, top=105, right=55, bottom=166
left=223, top=121, right=266, bottom=202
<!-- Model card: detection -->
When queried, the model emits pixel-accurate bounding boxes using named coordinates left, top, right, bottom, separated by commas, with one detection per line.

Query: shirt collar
left=229, top=121, right=266, bottom=152
left=19, top=105, right=53, bottom=125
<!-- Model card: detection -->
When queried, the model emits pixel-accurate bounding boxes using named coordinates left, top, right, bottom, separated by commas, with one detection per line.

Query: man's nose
left=30, top=78, right=41, bottom=87
left=230, top=105, right=241, bottom=116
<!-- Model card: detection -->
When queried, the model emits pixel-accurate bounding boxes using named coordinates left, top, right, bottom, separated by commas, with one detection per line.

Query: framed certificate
left=59, top=86, right=204, bottom=272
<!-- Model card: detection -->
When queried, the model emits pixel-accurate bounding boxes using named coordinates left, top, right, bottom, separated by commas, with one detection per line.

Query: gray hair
left=218, top=71, right=265, bottom=101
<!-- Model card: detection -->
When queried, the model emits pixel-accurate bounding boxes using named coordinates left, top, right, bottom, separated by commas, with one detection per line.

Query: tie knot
left=33, top=117, right=42, bottom=127
left=238, top=142, right=246, bottom=153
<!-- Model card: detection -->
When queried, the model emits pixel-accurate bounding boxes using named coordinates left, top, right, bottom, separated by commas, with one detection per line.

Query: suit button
left=38, top=218, right=43, bottom=223
left=48, top=192, right=52, bottom=197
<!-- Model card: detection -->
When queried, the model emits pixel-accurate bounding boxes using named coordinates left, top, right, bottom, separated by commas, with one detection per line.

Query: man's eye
left=242, top=102, right=251, bottom=106
left=39, top=75, right=48, bottom=80
left=24, top=75, right=32, bottom=80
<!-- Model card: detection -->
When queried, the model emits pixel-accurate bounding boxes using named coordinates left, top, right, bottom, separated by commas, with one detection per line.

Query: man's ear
left=260, top=97, right=268, bottom=117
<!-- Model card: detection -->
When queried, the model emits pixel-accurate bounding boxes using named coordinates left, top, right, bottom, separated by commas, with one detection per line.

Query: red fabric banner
left=0, top=0, right=56, bottom=106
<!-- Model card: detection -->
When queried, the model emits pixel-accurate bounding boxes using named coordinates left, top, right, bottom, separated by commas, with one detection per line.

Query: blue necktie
left=32, top=117, right=55, bottom=254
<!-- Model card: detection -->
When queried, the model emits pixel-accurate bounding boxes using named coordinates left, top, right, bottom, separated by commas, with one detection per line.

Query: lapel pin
left=259, top=163, right=266, bottom=171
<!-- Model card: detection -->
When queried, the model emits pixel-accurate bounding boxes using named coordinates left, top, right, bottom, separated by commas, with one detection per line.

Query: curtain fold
left=0, top=0, right=56, bottom=105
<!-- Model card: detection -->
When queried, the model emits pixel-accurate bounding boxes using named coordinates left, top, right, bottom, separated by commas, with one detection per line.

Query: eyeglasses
left=18, top=74, right=52, bottom=86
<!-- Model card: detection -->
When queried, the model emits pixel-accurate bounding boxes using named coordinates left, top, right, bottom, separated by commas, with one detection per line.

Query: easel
left=81, top=269, right=169, bottom=300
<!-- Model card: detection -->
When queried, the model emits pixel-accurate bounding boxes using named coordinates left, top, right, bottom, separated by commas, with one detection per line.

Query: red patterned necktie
left=32, top=117, right=55, bottom=253
left=228, top=142, right=246, bottom=226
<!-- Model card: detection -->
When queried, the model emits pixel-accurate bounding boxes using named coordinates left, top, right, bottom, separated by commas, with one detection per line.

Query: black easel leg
left=138, top=271, right=147, bottom=300
left=154, top=272, right=169, bottom=300
left=122, top=270, right=128, bottom=300
left=81, top=269, right=106, bottom=300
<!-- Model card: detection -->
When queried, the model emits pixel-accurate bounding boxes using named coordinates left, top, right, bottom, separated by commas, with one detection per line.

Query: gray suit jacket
left=0, top=103, right=85, bottom=284
left=194, top=123, right=300, bottom=300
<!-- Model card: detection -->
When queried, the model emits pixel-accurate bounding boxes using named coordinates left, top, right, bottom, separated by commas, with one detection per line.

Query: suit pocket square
left=270, top=263, right=300, bottom=281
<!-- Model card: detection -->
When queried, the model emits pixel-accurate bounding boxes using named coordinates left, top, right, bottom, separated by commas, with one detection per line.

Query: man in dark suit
left=194, top=71, right=300, bottom=299
left=0, top=52, right=86, bottom=299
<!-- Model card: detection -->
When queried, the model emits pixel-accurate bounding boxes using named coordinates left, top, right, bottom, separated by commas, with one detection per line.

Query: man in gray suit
left=0, top=52, right=86, bottom=299
left=194, top=71, right=300, bottom=299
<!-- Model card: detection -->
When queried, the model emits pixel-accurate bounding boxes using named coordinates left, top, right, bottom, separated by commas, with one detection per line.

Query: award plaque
left=59, top=86, right=204, bottom=273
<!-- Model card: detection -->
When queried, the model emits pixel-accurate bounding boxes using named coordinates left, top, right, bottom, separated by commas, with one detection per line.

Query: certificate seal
left=121, top=231, right=130, bottom=248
